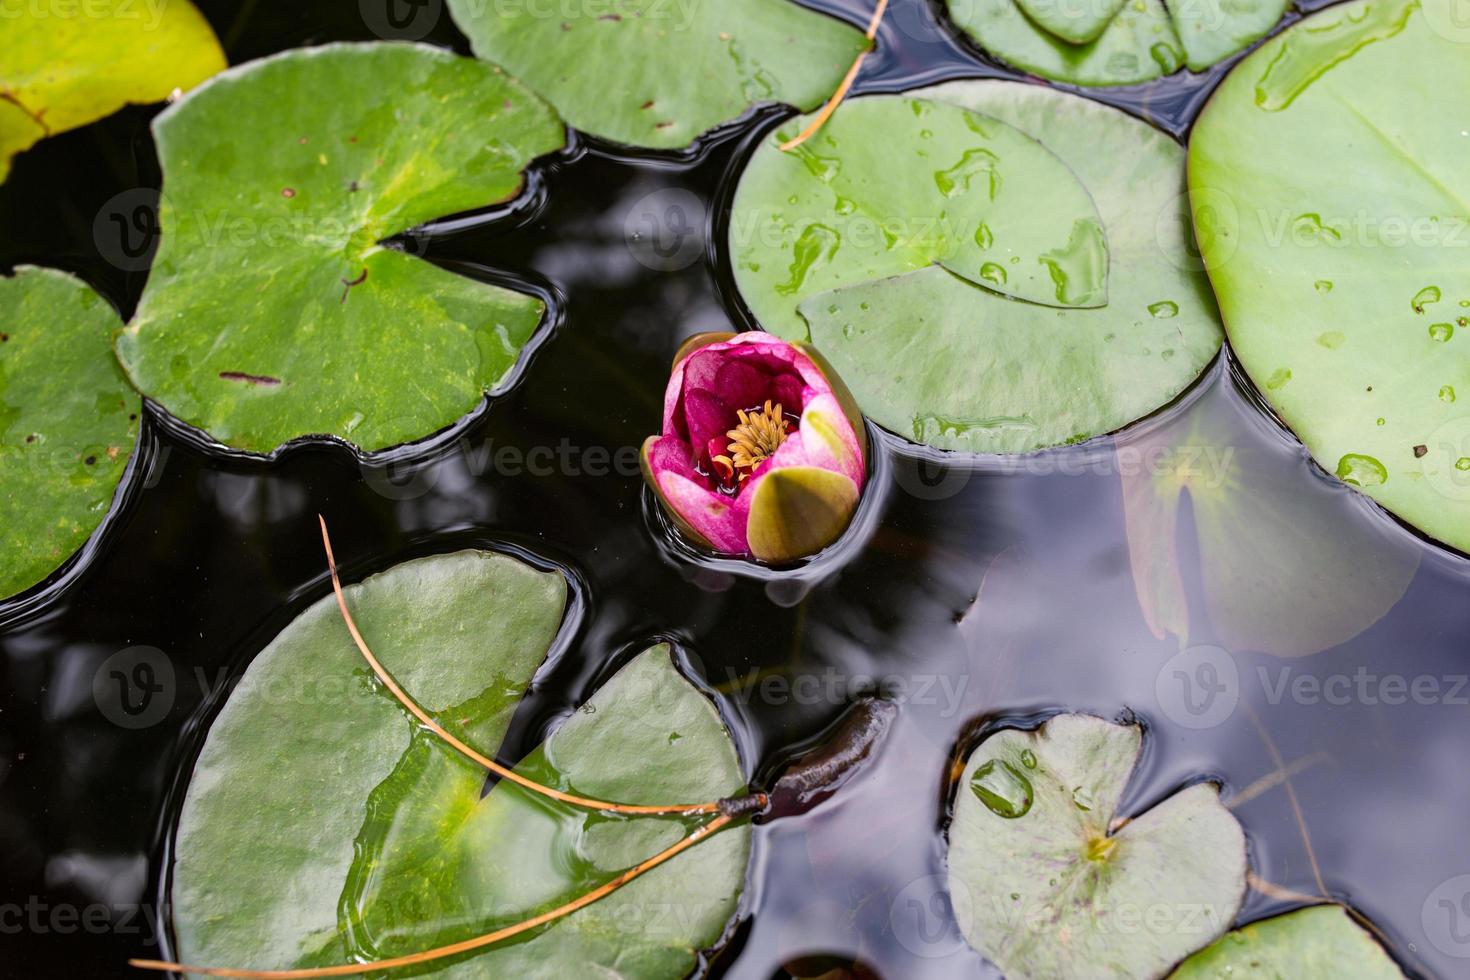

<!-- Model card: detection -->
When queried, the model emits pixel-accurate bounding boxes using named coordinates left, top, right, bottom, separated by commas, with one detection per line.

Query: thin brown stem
left=130, top=814, right=734, bottom=978
left=319, top=516, right=758, bottom=817
left=1244, top=703, right=1329, bottom=898
left=779, top=0, right=889, bottom=152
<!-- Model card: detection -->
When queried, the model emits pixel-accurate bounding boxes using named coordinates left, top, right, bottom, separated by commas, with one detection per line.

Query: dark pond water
left=2, top=1, right=1468, bottom=977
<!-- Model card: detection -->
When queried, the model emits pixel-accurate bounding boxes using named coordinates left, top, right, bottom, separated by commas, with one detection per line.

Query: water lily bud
left=641, top=332, right=868, bottom=563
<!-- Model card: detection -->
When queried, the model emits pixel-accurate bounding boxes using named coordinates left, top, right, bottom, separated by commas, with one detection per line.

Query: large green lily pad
left=945, top=0, right=1186, bottom=87
left=0, top=267, right=139, bottom=601
left=446, top=0, right=868, bottom=151
left=790, top=81, right=1221, bottom=453
left=1120, top=382, right=1419, bottom=657
left=172, top=551, right=750, bottom=976
left=948, top=714, right=1247, bottom=979
left=116, top=44, right=565, bottom=454
left=731, top=94, right=1109, bottom=341
left=1170, top=905, right=1405, bottom=978
left=0, top=0, right=225, bottom=181
left=1190, top=0, right=1470, bottom=553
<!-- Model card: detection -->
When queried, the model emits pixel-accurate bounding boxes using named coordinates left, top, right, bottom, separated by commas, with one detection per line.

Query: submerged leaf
left=0, top=267, right=139, bottom=600
left=1190, top=0, right=1470, bottom=553
left=446, top=0, right=869, bottom=150
left=1170, top=905, right=1405, bottom=978
left=116, top=44, right=566, bottom=454
left=1119, top=376, right=1418, bottom=657
left=789, top=81, right=1221, bottom=453
left=0, top=0, right=225, bottom=180
left=948, top=714, right=1246, bottom=979
left=731, top=93, right=1109, bottom=340
left=171, top=552, right=750, bottom=976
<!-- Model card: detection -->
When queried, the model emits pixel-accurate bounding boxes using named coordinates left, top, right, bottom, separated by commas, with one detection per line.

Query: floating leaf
left=731, top=93, right=1110, bottom=341
left=945, top=0, right=1186, bottom=86
left=0, top=267, right=139, bottom=600
left=788, top=81, right=1221, bottom=453
left=949, top=714, right=1247, bottom=979
left=171, top=551, right=751, bottom=975
left=1015, top=0, right=1130, bottom=44
left=116, top=44, right=565, bottom=454
left=1168, top=0, right=1292, bottom=71
left=0, top=0, right=225, bottom=181
left=1190, top=0, right=1470, bottom=552
left=1170, top=905, right=1405, bottom=978
left=1120, top=379, right=1419, bottom=657
left=446, top=0, right=869, bottom=150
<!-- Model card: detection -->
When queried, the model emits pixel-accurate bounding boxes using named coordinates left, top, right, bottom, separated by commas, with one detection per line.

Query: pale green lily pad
left=1168, top=0, right=1292, bottom=71
left=949, top=714, right=1247, bottom=980
left=0, top=267, right=139, bottom=601
left=1120, top=384, right=1419, bottom=657
left=172, top=551, right=750, bottom=976
left=1190, top=0, right=1470, bottom=553
left=116, top=44, right=565, bottom=454
left=446, top=0, right=868, bottom=150
left=945, top=0, right=1186, bottom=86
left=793, top=81, right=1221, bottom=453
left=1170, top=905, right=1405, bottom=978
left=731, top=93, right=1110, bottom=340
left=0, top=0, right=225, bottom=181
left=1016, top=0, right=1131, bottom=44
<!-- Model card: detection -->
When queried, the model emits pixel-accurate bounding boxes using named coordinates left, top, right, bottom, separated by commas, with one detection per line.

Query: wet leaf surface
left=789, top=81, right=1221, bottom=453
left=446, top=0, right=868, bottom=150
left=731, top=93, right=1109, bottom=340
left=116, top=43, right=565, bottom=454
left=948, top=714, right=1247, bottom=979
left=0, top=267, right=139, bottom=600
left=1170, top=905, right=1405, bottom=977
left=0, top=0, right=225, bottom=180
left=171, top=552, right=750, bottom=976
left=1190, top=0, right=1470, bottom=553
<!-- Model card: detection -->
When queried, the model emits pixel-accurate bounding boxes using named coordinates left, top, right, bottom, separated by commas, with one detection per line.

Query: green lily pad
left=1168, top=0, right=1292, bottom=71
left=1016, top=0, right=1131, bottom=44
left=0, top=267, right=139, bottom=601
left=790, top=81, right=1221, bottom=453
left=446, top=0, right=869, bottom=150
left=116, top=44, right=566, bottom=454
left=0, top=0, right=225, bottom=181
left=1120, top=385, right=1419, bottom=657
left=945, top=0, right=1186, bottom=86
left=949, top=714, right=1247, bottom=980
left=1190, top=0, right=1470, bottom=553
left=731, top=93, right=1110, bottom=341
left=1170, top=905, right=1405, bottom=978
left=172, top=551, right=750, bottom=975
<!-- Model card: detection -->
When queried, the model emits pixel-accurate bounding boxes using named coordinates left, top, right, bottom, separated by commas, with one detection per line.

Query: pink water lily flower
left=641, top=331, right=868, bottom=563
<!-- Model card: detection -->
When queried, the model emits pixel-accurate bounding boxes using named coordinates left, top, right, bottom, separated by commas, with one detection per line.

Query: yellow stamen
left=726, top=400, right=791, bottom=480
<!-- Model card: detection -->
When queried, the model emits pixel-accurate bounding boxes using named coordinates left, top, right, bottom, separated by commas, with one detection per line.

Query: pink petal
left=684, top=389, right=733, bottom=462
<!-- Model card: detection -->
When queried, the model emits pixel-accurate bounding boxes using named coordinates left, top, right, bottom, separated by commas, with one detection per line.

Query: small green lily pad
left=790, top=81, right=1221, bottom=454
left=949, top=714, right=1246, bottom=980
left=946, top=0, right=1186, bottom=87
left=1190, top=0, right=1470, bottom=553
left=0, top=0, right=225, bottom=181
left=1170, top=905, right=1405, bottom=978
left=446, top=0, right=868, bottom=150
left=731, top=93, right=1109, bottom=340
left=116, top=43, right=566, bottom=454
left=1168, top=0, right=1292, bottom=71
left=172, top=551, right=750, bottom=975
left=0, top=267, right=139, bottom=600
left=1016, top=0, right=1131, bottom=44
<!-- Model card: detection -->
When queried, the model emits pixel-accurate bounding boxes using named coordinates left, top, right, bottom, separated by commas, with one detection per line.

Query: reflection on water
left=1, top=0, right=1468, bottom=978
